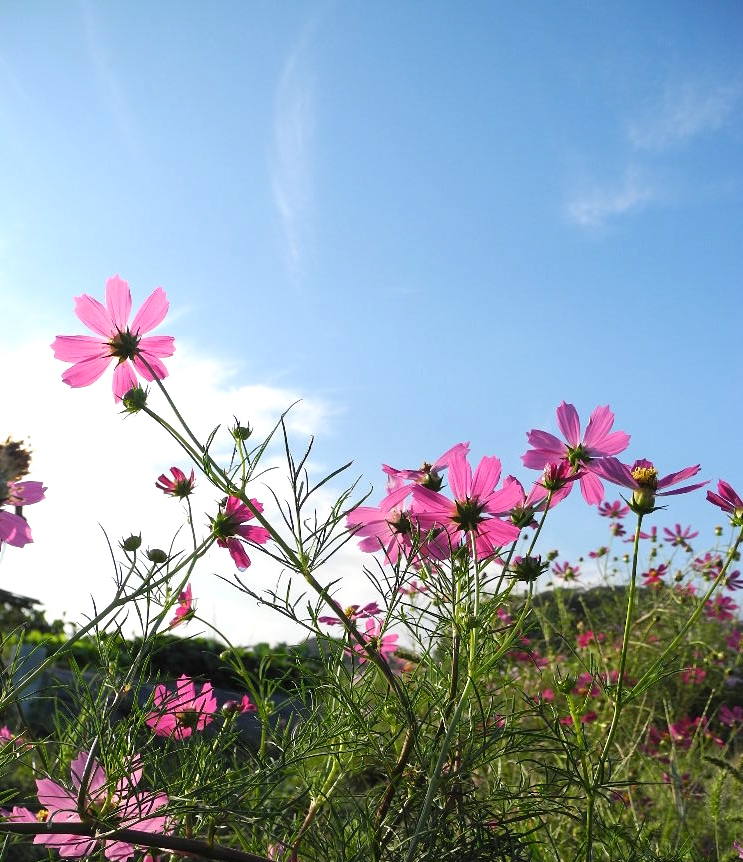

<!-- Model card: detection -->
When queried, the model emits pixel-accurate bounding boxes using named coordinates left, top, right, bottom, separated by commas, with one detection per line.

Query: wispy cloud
left=565, top=169, right=656, bottom=228
left=269, top=30, right=317, bottom=274
left=628, top=81, right=740, bottom=152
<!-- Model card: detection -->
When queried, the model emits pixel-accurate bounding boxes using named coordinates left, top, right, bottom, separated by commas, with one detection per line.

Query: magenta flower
left=522, top=402, right=630, bottom=505
left=348, top=618, right=398, bottom=664
left=411, top=450, right=521, bottom=560
left=210, top=497, right=271, bottom=571
left=319, top=601, right=381, bottom=626
left=707, top=480, right=743, bottom=526
left=593, top=458, right=707, bottom=514
left=145, top=674, right=217, bottom=739
left=0, top=480, right=46, bottom=548
left=726, top=570, right=743, bottom=591
left=51, top=275, right=175, bottom=402
left=507, top=474, right=571, bottom=529
left=33, top=751, right=169, bottom=861
left=705, top=594, right=738, bottom=622
left=598, top=500, right=630, bottom=519
left=719, top=705, right=743, bottom=727
left=663, top=523, right=699, bottom=548
left=222, top=694, right=257, bottom=715
left=156, top=467, right=195, bottom=498
left=168, top=584, right=194, bottom=629
left=642, top=564, right=668, bottom=587
left=382, top=442, right=469, bottom=493
left=552, top=560, right=581, bottom=581
left=346, top=484, right=449, bottom=565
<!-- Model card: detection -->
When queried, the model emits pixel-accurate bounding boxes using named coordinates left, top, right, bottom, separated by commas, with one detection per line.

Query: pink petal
left=36, top=777, right=77, bottom=811
left=0, top=511, right=33, bottom=547
left=112, top=361, right=139, bottom=401
left=432, top=441, right=470, bottom=470
left=581, top=405, right=613, bottom=450
left=226, top=537, right=251, bottom=570
left=73, top=293, right=114, bottom=337
left=10, top=481, right=46, bottom=505
left=658, top=464, right=702, bottom=490
left=556, top=402, right=581, bottom=447
left=105, top=275, right=132, bottom=332
left=132, top=352, right=169, bottom=382
left=61, top=354, right=112, bottom=388
left=131, top=287, right=169, bottom=335
left=579, top=471, right=605, bottom=505
left=470, top=456, right=502, bottom=500
left=137, top=335, right=176, bottom=359
left=51, top=335, right=108, bottom=362
left=447, top=450, right=472, bottom=501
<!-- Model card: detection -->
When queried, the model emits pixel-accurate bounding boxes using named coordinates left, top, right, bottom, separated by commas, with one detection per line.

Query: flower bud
left=121, top=534, right=142, bottom=552
left=122, top=385, right=149, bottom=412
left=232, top=422, right=252, bottom=441
left=511, top=555, right=547, bottom=583
left=146, top=548, right=168, bottom=564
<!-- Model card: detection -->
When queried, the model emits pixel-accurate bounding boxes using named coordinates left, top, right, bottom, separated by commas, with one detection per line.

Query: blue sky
left=2, top=2, right=742, bottom=644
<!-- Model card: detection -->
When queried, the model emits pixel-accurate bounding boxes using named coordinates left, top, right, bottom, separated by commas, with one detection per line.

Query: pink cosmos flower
left=719, top=705, right=743, bottom=726
left=598, top=500, right=629, bottom=519
left=642, top=564, right=668, bottom=587
left=522, top=402, right=630, bottom=505
left=33, top=751, right=169, bottom=861
left=726, top=570, right=743, bottom=591
left=222, top=695, right=257, bottom=715
left=51, top=275, right=175, bottom=402
left=411, top=450, right=521, bottom=560
left=663, top=523, right=698, bottom=549
left=210, top=497, right=271, bottom=571
left=0, top=480, right=46, bottom=548
left=382, top=442, right=470, bottom=493
left=705, top=594, right=738, bottom=622
left=346, top=484, right=449, bottom=565
left=145, top=674, right=217, bottom=739
left=506, top=474, right=571, bottom=529
left=318, top=601, right=381, bottom=626
left=168, top=584, right=194, bottom=629
left=576, top=630, right=606, bottom=649
left=155, top=467, right=195, bottom=498
left=348, top=618, right=398, bottom=664
left=592, top=458, right=707, bottom=514
left=707, top=480, right=743, bottom=526
left=734, top=841, right=743, bottom=860
left=552, top=561, right=581, bottom=581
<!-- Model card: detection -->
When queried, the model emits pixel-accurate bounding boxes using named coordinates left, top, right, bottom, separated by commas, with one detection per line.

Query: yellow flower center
left=631, top=465, right=658, bottom=489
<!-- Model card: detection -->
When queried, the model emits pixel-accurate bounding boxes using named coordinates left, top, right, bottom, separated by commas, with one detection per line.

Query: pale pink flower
left=34, top=751, right=169, bottom=861
left=156, top=467, right=195, bottom=498
left=348, top=618, right=398, bottom=664
left=210, top=497, right=271, bottom=571
left=51, top=275, right=175, bottom=402
left=522, top=402, right=630, bottom=505
left=411, top=450, right=521, bottom=560
left=145, top=674, right=217, bottom=739
left=0, top=480, right=46, bottom=548
left=168, top=584, right=194, bottom=629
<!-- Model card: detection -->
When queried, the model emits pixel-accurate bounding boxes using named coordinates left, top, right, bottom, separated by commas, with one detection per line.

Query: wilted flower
left=51, top=275, right=175, bottom=402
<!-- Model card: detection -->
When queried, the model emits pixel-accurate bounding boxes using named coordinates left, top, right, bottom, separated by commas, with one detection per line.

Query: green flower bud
left=121, top=385, right=149, bottom=413
left=121, top=534, right=142, bottom=552
left=146, top=548, right=168, bottom=564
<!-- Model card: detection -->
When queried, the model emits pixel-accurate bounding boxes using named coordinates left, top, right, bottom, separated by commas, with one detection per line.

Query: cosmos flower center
left=453, top=497, right=487, bottom=532
left=108, top=328, right=141, bottom=362
left=36, top=808, right=49, bottom=823
left=386, top=509, right=412, bottom=535
left=210, top=509, right=238, bottom=540
left=175, top=708, right=201, bottom=729
left=631, top=465, right=658, bottom=489
left=0, top=437, right=32, bottom=483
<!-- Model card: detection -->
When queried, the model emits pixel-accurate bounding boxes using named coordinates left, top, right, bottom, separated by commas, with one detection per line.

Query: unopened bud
left=121, top=534, right=142, bottom=552
left=146, top=548, right=168, bottom=564
left=122, top=386, right=149, bottom=412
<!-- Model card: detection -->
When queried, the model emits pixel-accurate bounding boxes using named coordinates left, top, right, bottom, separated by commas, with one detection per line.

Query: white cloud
left=628, top=81, right=740, bottom=152
left=269, top=31, right=317, bottom=273
left=565, top=169, right=656, bottom=228
left=1, top=341, right=373, bottom=646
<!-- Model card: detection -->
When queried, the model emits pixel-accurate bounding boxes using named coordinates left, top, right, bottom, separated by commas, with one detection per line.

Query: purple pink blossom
left=51, top=275, right=175, bottom=402
left=522, top=402, right=630, bottom=505
left=156, top=467, right=195, bottom=498
left=145, top=674, right=217, bottom=739
left=168, top=584, right=194, bottom=629
left=593, top=458, right=707, bottom=514
left=707, top=480, right=743, bottom=526
left=347, top=618, right=398, bottom=664
left=382, top=442, right=469, bottom=493
left=662, top=523, right=698, bottom=549
left=705, top=594, right=739, bottom=622
left=319, top=602, right=381, bottom=626
left=211, top=496, right=271, bottom=571
left=0, top=480, right=46, bottom=548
